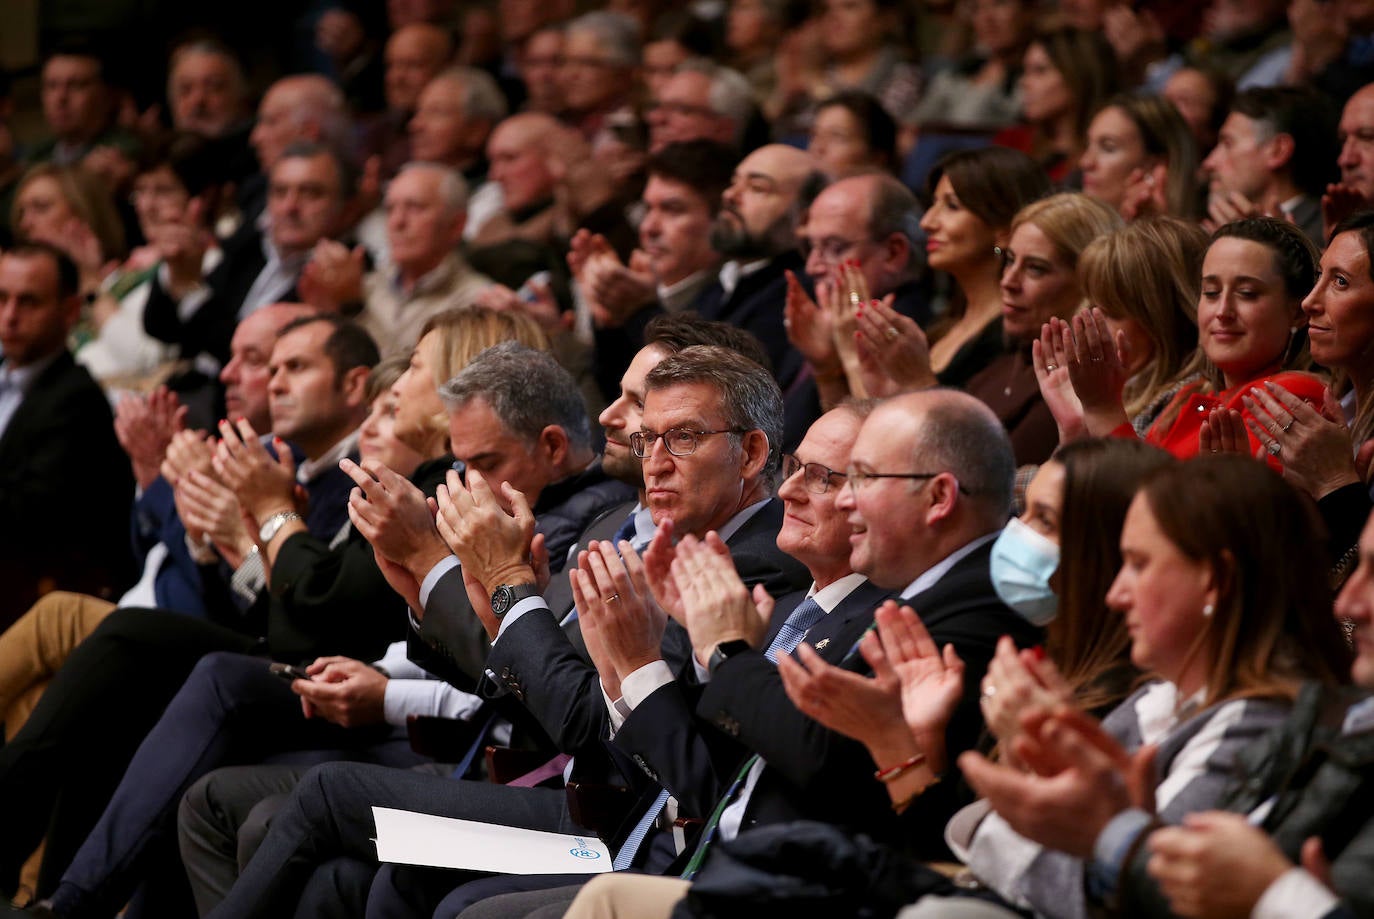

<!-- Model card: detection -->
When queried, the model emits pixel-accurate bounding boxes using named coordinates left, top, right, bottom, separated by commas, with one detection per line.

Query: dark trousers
left=0, top=608, right=257, bottom=898
left=48, top=651, right=417, bottom=919
left=205, top=762, right=575, bottom=919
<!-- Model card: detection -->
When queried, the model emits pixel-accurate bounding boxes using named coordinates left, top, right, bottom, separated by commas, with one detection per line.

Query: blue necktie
left=613, top=787, right=670, bottom=870
left=610, top=515, right=637, bottom=547
left=764, top=596, right=827, bottom=662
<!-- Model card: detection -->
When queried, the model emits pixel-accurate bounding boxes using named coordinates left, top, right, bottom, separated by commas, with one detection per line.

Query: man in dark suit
left=0, top=243, right=132, bottom=628
left=197, top=344, right=811, bottom=919
left=469, top=389, right=1039, bottom=918
left=143, top=142, right=354, bottom=369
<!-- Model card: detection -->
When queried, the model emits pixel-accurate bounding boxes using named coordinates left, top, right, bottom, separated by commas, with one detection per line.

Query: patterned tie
left=613, top=787, right=670, bottom=870
left=764, top=596, right=827, bottom=662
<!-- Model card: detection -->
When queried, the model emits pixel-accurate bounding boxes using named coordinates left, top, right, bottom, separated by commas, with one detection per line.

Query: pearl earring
left=1202, top=603, right=1214, bottom=618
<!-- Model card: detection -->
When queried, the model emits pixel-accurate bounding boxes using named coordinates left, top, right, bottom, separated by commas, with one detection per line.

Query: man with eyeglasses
left=800, top=173, right=931, bottom=329
left=646, top=62, right=756, bottom=154
left=453, top=388, right=1040, bottom=918
left=366, top=355, right=884, bottom=919
left=194, top=331, right=809, bottom=919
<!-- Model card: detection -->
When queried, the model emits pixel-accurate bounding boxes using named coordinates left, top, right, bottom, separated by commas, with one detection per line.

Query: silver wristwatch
left=258, top=511, right=305, bottom=543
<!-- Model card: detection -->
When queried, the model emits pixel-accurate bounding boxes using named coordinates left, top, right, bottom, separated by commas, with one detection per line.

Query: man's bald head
left=486, top=113, right=569, bottom=212
left=385, top=23, right=454, bottom=112
left=1339, top=83, right=1374, bottom=200
left=250, top=75, right=349, bottom=171
left=712, top=143, right=821, bottom=259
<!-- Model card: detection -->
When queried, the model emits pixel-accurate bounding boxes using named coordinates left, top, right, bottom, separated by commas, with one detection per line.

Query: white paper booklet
left=371, top=806, right=614, bottom=874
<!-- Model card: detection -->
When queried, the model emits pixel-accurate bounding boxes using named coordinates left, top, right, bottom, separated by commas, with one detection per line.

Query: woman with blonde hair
left=10, top=163, right=126, bottom=301
left=961, top=192, right=1122, bottom=464
left=389, top=306, right=550, bottom=458
left=1079, top=93, right=1201, bottom=219
left=1040, top=217, right=1206, bottom=435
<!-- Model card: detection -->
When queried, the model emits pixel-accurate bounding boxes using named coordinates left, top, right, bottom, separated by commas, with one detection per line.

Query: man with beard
left=690, top=143, right=824, bottom=447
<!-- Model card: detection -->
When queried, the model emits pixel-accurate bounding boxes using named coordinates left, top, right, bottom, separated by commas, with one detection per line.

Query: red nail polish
left=1031, top=645, right=1046, bottom=661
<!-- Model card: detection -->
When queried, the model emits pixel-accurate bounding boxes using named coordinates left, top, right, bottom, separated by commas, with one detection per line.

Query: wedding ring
left=607, top=593, right=621, bottom=603
left=1282, top=419, right=1295, bottom=433
left=849, top=291, right=863, bottom=308
left=1045, top=362, right=1058, bottom=371
left=1267, top=441, right=1282, bottom=457
left=884, top=326, right=899, bottom=342
left=980, top=683, right=996, bottom=700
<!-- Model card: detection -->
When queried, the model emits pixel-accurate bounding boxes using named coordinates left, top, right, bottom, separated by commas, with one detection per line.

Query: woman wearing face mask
left=1051, top=217, right=1325, bottom=469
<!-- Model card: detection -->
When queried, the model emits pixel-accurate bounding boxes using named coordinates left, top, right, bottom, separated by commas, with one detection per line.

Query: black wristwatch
left=707, top=639, right=752, bottom=675
left=490, top=583, right=541, bottom=618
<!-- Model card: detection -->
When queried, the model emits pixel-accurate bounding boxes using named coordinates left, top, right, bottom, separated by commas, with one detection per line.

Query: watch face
left=491, top=586, right=513, bottom=615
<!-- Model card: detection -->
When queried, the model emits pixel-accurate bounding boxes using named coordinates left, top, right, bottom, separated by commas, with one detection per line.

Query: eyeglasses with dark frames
left=781, top=454, right=848, bottom=494
left=629, top=427, right=747, bottom=458
left=845, top=465, right=971, bottom=495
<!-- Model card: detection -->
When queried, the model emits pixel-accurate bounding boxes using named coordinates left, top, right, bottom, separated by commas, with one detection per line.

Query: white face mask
left=990, top=517, right=1061, bottom=626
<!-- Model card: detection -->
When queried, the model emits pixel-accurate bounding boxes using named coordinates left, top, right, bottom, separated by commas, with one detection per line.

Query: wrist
left=487, top=563, right=537, bottom=588
left=252, top=501, right=298, bottom=526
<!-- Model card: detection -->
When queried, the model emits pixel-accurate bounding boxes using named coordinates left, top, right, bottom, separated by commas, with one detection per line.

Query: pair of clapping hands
left=783, top=262, right=935, bottom=403
left=140, top=401, right=308, bottom=568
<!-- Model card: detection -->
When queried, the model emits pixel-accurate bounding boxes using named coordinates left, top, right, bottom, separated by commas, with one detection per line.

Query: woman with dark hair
left=968, top=439, right=1170, bottom=757
left=807, top=90, right=898, bottom=177
left=919, top=146, right=1051, bottom=386
left=994, top=27, right=1121, bottom=183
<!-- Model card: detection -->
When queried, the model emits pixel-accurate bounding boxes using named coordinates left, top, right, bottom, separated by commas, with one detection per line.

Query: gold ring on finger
left=849, top=291, right=862, bottom=308
left=1281, top=419, right=1295, bottom=433
left=884, top=326, right=899, bottom=342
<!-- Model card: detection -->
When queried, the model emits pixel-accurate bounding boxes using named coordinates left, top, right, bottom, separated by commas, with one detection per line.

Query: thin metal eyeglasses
left=781, top=454, right=848, bottom=494
left=845, top=466, right=971, bottom=495
left=629, top=427, right=746, bottom=458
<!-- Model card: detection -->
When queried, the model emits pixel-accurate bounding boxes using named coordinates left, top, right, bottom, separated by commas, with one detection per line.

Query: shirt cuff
left=492, top=596, right=550, bottom=643
left=1087, top=808, right=1154, bottom=901
left=418, top=555, right=460, bottom=610
left=382, top=678, right=485, bottom=727
left=621, top=660, right=675, bottom=710
left=602, top=683, right=630, bottom=735
left=1252, top=868, right=1340, bottom=919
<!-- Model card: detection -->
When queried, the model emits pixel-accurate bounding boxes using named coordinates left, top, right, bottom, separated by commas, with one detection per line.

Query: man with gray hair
left=558, top=11, right=641, bottom=137
left=167, top=39, right=249, bottom=140
left=300, top=161, right=492, bottom=355
left=647, top=60, right=757, bottom=154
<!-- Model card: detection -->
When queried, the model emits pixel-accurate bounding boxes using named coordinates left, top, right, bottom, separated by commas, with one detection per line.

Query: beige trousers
left=562, top=874, right=691, bottom=919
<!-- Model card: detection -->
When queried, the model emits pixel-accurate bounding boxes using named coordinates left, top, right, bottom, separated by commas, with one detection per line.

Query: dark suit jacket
left=263, top=456, right=452, bottom=663
left=0, top=351, right=133, bottom=626
left=143, top=226, right=300, bottom=367
left=482, top=498, right=811, bottom=757
left=622, top=540, right=1040, bottom=860
left=614, top=580, right=893, bottom=818
left=407, top=462, right=636, bottom=690
left=690, top=253, right=806, bottom=395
